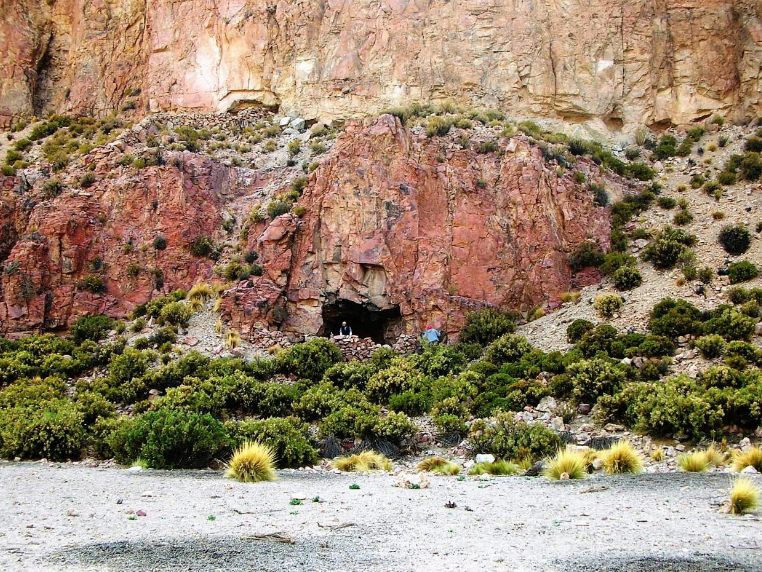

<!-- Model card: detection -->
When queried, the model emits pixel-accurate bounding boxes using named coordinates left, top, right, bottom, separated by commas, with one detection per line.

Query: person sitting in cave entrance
left=338, top=321, right=353, bottom=337
left=421, top=324, right=441, bottom=344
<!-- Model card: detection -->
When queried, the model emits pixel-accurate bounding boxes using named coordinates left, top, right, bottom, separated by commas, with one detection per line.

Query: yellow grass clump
left=226, top=330, right=241, bottom=349
left=733, top=447, right=762, bottom=473
left=333, top=451, right=393, bottom=473
left=225, top=441, right=276, bottom=483
left=677, top=451, right=709, bottom=473
left=468, top=460, right=520, bottom=476
left=188, top=283, right=215, bottom=303
left=729, top=477, right=760, bottom=515
left=417, top=457, right=461, bottom=476
left=602, top=441, right=643, bottom=475
left=187, top=298, right=204, bottom=313
left=705, top=444, right=726, bottom=467
left=651, top=448, right=665, bottom=462
left=544, top=447, right=587, bottom=480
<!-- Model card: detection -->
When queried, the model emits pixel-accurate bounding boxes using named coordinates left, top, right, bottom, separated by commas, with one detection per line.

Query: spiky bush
left=601, top=441, right=642, bottom=475
left=677, top=451, right=709, bottom=472
left=225, top=441, right=276, bottom=482
left=468, top=460, right=520, bottom=476
left=333, top=450, right=392, bottom=472
left=544, top=447, right=587, bottom=480
left=729, top=477, right=760, bottom=515
left=733, top=447, right=762, bottom=473
left=567, top=358, right=626, bottom=403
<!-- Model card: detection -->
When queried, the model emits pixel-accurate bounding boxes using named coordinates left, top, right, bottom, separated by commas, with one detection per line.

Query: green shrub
left=612, top=266, right=642, bottom=291
left=267, top=200, right=291, bottom=219
left=694, top=334, right=726, bottom=359
left=568, top=358, right=626, bottom=403
left=470, top=412, right=562, bottom=462
left=226, top=417, right=317, bottom=468
left=698, top=267, right=715, bottom=284
left=626, top=162, right=655, bottom=181
left=374, top=411, right=416, bottom=445
left=366, top=366, right=427, bottom=403
left=70, top=314, right=114, bottom=343
left=648, top=298, right=703, bottom=339
left=459, top=308, right=516, bottom=346
left=728, top=261, right=760, bottom=284
left=79, top=173, right=96, bottom=188
left=157, top=301, right=191, bottom=328
left=703, top=307, right=756, bottom=341
left=643, top=227, right=697, bottom=269
left=276, top=338, right=342, bottom=382
left=745, top=136, right=762, bottom=152
left=600, top=252, right=636, bottom=276
left=484, top=334, right=532, bottom=365
left=323, top=361, right=374, bottom=390
left=569, top=241, right=604, bottom=272
left=76, top=274, right=106, bottom=294
left=189, top=236, right=215, bottom=257
left=594, top=294, right=623, bottom=318
left=567, top=319, right=594, bottom=344
left=717, top=171, right=737, bottom=185
left=657, top=196, right=676, bottom=209
left=701, top=365, right=743, bottom=389
left=153, top=235, right=167, bottom=250
left=108, top=409, right=230, bottom=469
left=672, top=210, right=694, bottom=226
left=0, top=399, right=86, bottom=460
left=718, top=224, right=751, bottom=255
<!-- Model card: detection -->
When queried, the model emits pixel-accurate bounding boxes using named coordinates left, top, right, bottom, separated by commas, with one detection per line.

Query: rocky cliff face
left=2, top=0, right=761, bottom=132
left=0, top=113, right=623, bottom=338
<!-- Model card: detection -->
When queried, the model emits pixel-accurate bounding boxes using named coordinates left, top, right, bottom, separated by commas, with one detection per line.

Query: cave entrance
left=320, top=299, right=401, bottom=344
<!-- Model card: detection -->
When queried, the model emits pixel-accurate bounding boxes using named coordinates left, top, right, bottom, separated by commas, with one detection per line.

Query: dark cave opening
left=320, top=299, right=401, bottom=344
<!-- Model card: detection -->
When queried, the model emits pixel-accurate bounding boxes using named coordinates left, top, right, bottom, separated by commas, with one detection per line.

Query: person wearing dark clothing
left=339, top=321, right=352, bottom=336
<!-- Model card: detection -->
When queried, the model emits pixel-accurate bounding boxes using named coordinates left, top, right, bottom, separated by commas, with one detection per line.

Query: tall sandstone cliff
left=2, top=0, right=761, bottom=131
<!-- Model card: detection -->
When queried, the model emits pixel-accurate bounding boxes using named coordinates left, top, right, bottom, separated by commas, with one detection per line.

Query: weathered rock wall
left=2, top=0, right=761, bottom=131
left=275, top=115, right=614, bottom=340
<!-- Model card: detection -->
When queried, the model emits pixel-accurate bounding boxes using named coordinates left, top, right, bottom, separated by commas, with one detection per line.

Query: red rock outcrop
left=1, top=1, right=761, bottom=131
left=0, top=146, right=253, bottom=333
left=268, top=115, right=615, bottom=340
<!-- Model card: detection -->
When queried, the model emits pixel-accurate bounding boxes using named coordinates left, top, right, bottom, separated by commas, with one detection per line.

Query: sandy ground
left=0, top=463, right=760, bottom=572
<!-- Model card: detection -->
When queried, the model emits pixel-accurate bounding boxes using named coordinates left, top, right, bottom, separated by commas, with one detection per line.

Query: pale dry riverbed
left=1, top=463, right=760, bottom=572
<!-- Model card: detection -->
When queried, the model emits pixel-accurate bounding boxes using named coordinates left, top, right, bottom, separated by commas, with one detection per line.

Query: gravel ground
left=1, top=463, right=760, bottom=572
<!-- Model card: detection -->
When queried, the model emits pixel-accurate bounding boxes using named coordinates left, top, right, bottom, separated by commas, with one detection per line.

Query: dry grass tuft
left=651, top=448, right=665, bottom=462
left=544, top=447, right=587, bottom=480
left=188, top=283, right=215, bottom=303
left=733, top=447, right=762, bottom=473
left=602, top=441, right=643, bottom=475
left=187, top=298, right=204, bottom=313
left=226, top=330, right=241, bottom=349
left=705, top=444, right=726, bottom=467
left=729, top=477, right=760, bottom=515
left=417, top=457, right=461, bottom=475
left=225, top=441, right=276, bottom=483
left=333, top=451, right=393, bottom=473
left=678, top=451, right=709, bottom=473
left=468, top=460, right=520, bottom=476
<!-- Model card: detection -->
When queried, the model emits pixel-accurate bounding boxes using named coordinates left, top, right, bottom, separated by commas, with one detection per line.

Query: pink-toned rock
left=1, top=1, right=761, bottom=130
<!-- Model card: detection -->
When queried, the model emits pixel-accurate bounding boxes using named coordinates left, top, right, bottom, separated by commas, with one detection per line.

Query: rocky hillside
left=0, top=106, right=629, bottom=339
left=2, top=0, right=762, bottom=132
